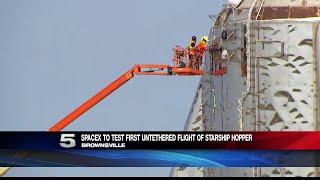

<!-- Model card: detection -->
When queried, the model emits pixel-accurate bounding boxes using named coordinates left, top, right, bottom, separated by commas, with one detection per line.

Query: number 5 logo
left=60, top=134, right=76, bottom=148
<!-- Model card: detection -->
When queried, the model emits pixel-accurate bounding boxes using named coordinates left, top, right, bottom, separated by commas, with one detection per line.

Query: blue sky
left=0, top=0, right=225, bottom=176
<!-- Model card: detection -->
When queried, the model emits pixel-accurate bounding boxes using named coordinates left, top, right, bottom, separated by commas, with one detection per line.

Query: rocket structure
left=171, top=0, right=320, bottom=177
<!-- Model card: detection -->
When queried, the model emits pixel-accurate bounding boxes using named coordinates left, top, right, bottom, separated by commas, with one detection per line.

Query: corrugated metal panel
left=251, top=18, right=319, bottom=177
left=255, top=20, right=317, bottom=132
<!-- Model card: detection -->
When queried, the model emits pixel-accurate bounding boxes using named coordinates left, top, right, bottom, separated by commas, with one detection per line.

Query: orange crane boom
left=49, top=64, right=204, bottom=132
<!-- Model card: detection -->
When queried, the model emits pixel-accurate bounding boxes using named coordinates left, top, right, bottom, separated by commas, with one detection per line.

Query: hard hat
left=201, top=36, right=209, bottom=43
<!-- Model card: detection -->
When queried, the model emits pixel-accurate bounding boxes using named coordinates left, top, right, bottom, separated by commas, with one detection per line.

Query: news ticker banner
left=0, top=131, right=319, bottom=150
left=0, top=132, right=320, bottom=167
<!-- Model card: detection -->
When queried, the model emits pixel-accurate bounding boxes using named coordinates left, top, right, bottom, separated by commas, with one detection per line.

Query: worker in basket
left=194, top=36, right=209, bottom=70
left=173, top=46, right=187, bottom=68
left=186, top=36, right=197, bottom=68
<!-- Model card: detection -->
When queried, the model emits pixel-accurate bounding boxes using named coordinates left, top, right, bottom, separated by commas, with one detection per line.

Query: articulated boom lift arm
left=49, top=64, right=203, bottom=132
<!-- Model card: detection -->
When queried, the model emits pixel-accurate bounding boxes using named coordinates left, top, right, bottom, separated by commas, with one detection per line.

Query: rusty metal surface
left=232, top=0, right=320, bottom=20
left=259, top=7, right=290, bottom=20
left=216, top=6, right=320, bottom=25
left=239, top=0, right=320, bottom=9
left=258, top=6, right=319, bottom=20
left=290, top=7, right=319, bottom=18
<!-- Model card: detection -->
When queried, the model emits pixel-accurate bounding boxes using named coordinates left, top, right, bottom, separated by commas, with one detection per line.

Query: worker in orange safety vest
left=187, top=36, right=197, bottom=68
left=194, top=36, right=209, bottom=70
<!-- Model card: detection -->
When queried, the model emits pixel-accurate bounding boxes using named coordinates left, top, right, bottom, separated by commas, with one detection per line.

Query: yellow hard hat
left=201, top=36, right=209, bottom=43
